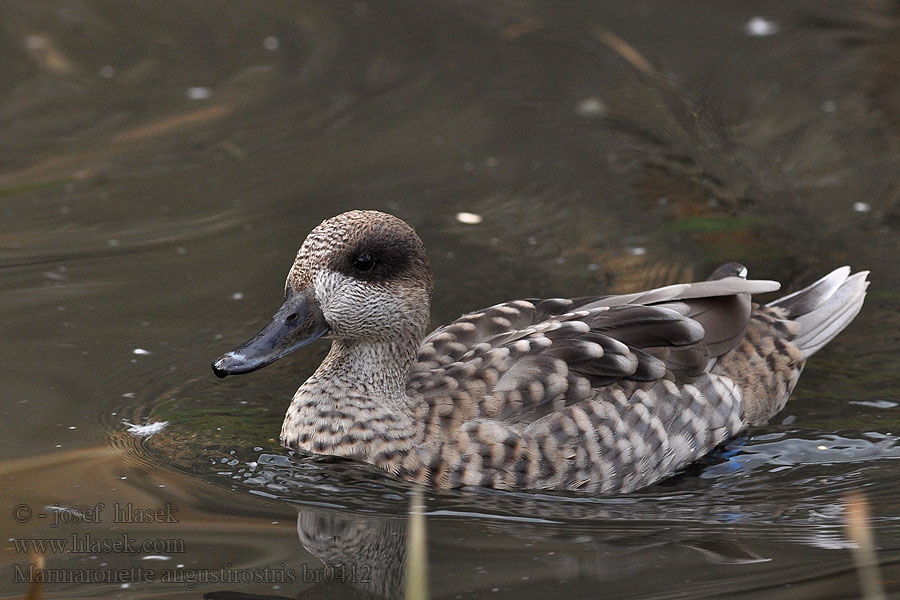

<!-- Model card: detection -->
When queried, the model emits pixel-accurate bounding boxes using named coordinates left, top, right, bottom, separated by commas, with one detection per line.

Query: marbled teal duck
left=212, top=210, right=869, bottom=493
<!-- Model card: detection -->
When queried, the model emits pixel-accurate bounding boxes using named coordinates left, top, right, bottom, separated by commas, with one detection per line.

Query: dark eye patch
left=334, top=235, right=418, bottom=283
left=323, top=216, right=430, bottom=286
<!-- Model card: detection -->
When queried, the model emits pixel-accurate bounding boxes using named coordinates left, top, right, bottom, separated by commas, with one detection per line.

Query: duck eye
left=353, top=253, right=376, bottom=272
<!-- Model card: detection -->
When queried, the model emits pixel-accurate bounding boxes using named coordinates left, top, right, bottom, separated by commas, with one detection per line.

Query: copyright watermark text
left=12, top=502, right=178, bottom=527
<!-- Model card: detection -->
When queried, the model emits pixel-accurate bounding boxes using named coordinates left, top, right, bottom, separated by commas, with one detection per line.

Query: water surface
left=2, top=2, right=900, bottom=598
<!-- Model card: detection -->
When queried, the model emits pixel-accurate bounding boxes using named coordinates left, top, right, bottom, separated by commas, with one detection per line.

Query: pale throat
left=281, top=335, right=422, bottom=457
left=318, top=336, right=418, bottom=400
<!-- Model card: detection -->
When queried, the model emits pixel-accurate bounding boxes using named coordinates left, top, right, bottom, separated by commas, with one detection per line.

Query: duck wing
left=408, top=270, right=780, bottom=425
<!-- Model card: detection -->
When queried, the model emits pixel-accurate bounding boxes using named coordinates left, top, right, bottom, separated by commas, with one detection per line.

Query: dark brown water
left=2, top=2, right=900, bottom=598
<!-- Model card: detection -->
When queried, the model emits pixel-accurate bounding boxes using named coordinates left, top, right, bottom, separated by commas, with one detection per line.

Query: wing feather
left=410, top=266, right=774, bottom=425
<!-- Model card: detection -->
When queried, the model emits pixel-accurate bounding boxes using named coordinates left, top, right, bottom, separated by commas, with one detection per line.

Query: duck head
left=212, top=210, right=433, bottom=378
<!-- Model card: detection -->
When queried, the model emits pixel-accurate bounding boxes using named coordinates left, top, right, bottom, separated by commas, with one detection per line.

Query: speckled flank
left=714, top=306, right=803, bottom=426
left=254, top=211, right=869, bottom=493
left=401, top=297, right=751, bottom=492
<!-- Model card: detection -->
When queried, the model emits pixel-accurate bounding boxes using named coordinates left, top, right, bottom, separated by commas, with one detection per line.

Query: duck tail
left=767, top=267, right=869, bottom=359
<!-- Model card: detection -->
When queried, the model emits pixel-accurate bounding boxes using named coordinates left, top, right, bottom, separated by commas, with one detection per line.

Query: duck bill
left=212, top=288, right=328, bottom=378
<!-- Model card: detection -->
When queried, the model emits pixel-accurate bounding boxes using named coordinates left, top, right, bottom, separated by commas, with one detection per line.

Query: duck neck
left=282, top=334, right=422, bottom=462
left=321, top=337, right=419, bottom=401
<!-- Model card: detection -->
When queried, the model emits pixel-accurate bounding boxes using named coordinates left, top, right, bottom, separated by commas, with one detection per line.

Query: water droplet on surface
left=851, top=400, right=897, bottom=409
left=455, top=212, right=483, bottom=225
left=24, top=34, right=47, bottom=50
left=576, top=96, right=606, bottom=117
left=186, top=86, right=212, bottom=100
left=745, top=17, right=778, bottom=37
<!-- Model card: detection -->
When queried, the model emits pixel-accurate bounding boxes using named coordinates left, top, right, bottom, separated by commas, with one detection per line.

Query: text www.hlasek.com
left=13, top=533, right=185, bottom=555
